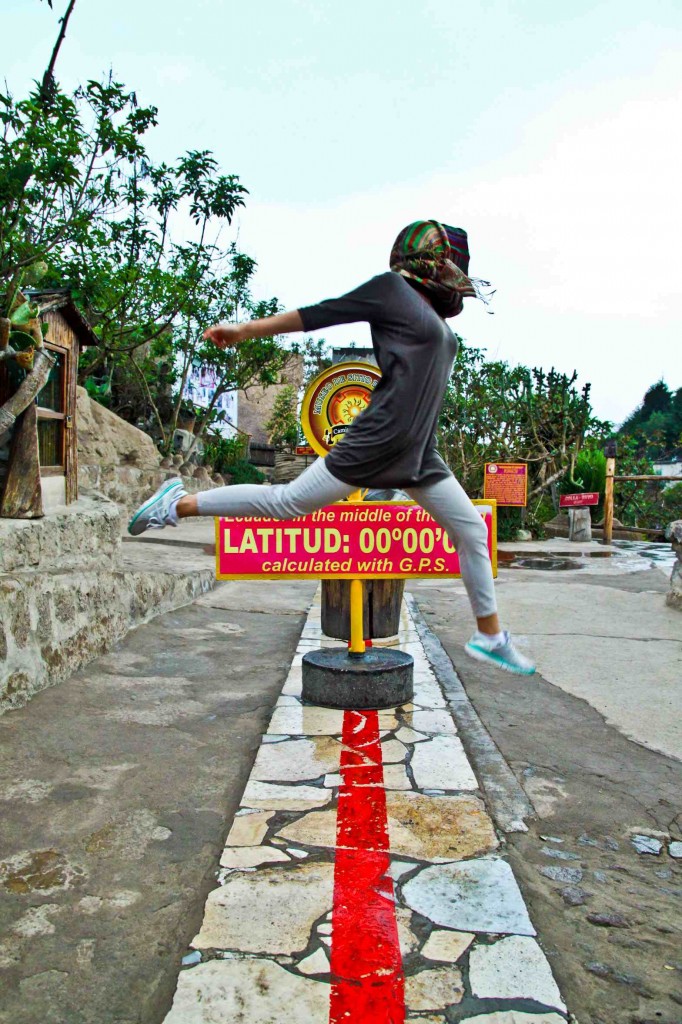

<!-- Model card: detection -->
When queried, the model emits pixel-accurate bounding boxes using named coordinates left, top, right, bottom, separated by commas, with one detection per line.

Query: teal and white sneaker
left=465, top=630, right=536, bottom=675
left=128, top=478, right=186, bottom=536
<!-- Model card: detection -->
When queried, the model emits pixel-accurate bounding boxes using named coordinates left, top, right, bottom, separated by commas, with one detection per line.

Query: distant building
left=182, top=361, right=238, bottom=438
left=332, top=346, right=376, bottom=367
left=653, top=458, right=682, bottom=487
left=238, top=354, right=305, bottom=445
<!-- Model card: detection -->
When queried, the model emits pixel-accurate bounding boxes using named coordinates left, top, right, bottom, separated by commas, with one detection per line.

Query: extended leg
left=128, top=458, right=354, bottom=535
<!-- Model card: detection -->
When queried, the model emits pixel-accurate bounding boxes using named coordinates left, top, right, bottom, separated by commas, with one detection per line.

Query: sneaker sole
left=464, top=643, right=536, bottom=676
left=128, top=481, right=182, bottom=536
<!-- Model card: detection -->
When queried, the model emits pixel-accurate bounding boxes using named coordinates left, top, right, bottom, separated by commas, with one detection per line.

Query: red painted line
left=329, top=710, right=405, bottom=1024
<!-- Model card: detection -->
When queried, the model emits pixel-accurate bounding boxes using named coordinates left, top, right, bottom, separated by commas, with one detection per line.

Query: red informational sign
left=484, top=463, right=528, bottom=507
left=559, top=492, right=600, bottom=508
left=216, top=501, right=497, bottom=580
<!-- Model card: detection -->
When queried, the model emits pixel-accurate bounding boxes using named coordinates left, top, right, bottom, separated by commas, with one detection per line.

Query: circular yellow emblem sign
left=300, top=361, right=382, bottom=457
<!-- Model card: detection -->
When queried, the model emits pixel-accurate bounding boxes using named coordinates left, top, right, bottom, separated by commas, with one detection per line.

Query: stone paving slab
left=163, top=592, right=571, bottom=1023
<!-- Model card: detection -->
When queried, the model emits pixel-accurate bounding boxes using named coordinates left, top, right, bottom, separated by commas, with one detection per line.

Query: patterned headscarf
left=389, top=220, right=493, bottom=317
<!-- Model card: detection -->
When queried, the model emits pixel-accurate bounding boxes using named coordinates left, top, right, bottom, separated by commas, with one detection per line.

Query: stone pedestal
left=568, top=507, right=592, bottom=542
left=665, top=520, right=682, bottom=611
left=302, top=648, right=414, bottom=710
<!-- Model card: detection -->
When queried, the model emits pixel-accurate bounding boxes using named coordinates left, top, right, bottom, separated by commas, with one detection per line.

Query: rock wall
left=666, top=520, right=682, bottom=611
left=0, top=565, right=215, bottom=713
left=0, top=494, right=120, bottom=574
left=273, top=451, right=317, bottom=484
left=75, top=387, right=222, bottom=511
left=238, top=355, right=304, bottom=445
left=76, top=387, right=162, bottom=470
left=0, top=491, right=217, bottom=712
left=77, top=462, right=207, bottom=513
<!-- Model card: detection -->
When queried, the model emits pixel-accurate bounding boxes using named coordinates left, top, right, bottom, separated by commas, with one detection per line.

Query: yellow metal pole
left=349, top=579, right=366, bottom=657
left=348, top=488, right=367, bottom=655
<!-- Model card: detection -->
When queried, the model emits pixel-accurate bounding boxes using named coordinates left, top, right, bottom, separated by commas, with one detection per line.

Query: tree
left=266, top=384, right=299, bottom=452
left=1, top=1, right=292, bottom=480
left=52, top=149, right=248, bottom=388
left=437, top=343, right=599, bottom=501
left=0, top=2, right=157, bottom=513
left=619, top=379, right=681, bottom=455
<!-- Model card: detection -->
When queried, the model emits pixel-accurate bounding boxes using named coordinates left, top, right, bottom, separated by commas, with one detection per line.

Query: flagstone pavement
left=163, top=592, right=570, bottom=1024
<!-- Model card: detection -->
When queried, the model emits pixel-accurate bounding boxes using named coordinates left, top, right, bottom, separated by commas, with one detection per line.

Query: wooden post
left=602, top=456, right=615, bottom=545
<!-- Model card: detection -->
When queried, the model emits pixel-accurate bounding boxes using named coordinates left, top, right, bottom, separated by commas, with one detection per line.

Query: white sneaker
left=464, top=630, right=536, bottom=675
left=127, top=478, right=186, bottom=536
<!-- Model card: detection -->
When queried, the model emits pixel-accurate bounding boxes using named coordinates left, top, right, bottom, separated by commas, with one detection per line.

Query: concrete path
left=411, top=541, right=682, bottom=1024
left=0, top=579, right=316, bottom=1024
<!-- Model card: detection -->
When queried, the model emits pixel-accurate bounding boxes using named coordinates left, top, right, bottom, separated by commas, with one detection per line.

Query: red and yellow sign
left=300, top=361, right=381, bottom=457
left=483, top=463, right=527, bottom=507
left=216, top=500, right=497, bottom=580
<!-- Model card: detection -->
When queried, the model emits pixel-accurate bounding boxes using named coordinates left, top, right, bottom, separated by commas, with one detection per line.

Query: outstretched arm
left=204, top=274, right=390, bottom=348
left=203, top=310, right=304, bottom=349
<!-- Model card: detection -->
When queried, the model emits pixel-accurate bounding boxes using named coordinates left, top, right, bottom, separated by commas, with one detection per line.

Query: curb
left=405, top=592, right=535, bottom=834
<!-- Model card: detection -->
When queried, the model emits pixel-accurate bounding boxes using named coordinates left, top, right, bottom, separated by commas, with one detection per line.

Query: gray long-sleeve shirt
left=298, top=271, right=458, bottom=489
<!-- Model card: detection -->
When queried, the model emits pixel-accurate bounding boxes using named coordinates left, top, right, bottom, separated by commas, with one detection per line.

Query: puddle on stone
left=504, top=556, right=583, bottom=572
left=498, top=541, right=675, bottom=575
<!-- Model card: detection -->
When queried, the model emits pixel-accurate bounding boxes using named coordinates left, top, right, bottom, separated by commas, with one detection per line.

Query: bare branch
left=40, top=0, right=78, bottom=105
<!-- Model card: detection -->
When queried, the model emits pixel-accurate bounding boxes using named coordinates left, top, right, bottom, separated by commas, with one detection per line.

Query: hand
left=203, top=322, right=245, bottom=349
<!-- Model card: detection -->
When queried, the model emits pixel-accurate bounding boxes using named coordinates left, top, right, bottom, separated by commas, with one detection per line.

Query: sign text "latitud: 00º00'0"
left=222, top=525, right=457, bottom=556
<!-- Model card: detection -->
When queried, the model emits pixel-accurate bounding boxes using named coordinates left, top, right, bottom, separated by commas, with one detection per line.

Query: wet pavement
left=499, top=540, right=676, bottom=577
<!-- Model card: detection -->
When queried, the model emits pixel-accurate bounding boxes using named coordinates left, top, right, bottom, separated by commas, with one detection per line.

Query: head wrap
left=389, top=220, right=493, bottom=317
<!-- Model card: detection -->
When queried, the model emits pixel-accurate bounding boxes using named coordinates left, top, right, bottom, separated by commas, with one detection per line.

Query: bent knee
left=460, top=510, right=489, bottom=547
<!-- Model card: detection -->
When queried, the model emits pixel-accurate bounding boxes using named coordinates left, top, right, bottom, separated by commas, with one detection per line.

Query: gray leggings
left=197, top=457, right=496, bottom=618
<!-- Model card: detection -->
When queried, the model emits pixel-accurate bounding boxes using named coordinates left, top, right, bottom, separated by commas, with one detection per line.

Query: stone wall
left=78, top=462, right=207, bottom=513
left=543, top=513, right=650, bottom=542
left=76, top=386, right=162, bottom=470
left=0, top=565, right=215, bottom=713
left=0, top=492, right=217, bottom=712
left=238, top=355, right=304, bottom=445
left=0, top=494, right=121, bottom=574
left=273, top=451, right=317, bottom=484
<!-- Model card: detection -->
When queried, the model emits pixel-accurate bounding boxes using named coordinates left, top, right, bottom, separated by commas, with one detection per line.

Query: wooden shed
left=0, top=289, right=98, bottom=514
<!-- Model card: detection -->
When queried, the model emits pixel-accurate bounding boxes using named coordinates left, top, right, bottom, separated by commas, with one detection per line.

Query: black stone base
left=301, top=648, right=414, bottom=710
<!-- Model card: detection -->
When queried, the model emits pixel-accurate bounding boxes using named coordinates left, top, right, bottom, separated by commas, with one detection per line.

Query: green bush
left=203, top=434, right=250, bottom=473
left=559, top=448, right=606, bottom=497
left=497, top=507, right=524, bottom=541
left=525, top=494, right=557, bottom=539
left=661, top=481, right=682, bottom=521
left=225, top=459, right=266, bottom=485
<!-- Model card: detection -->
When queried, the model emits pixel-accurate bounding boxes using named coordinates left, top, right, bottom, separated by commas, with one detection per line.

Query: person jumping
left=128, top=220, right=535, bottom=675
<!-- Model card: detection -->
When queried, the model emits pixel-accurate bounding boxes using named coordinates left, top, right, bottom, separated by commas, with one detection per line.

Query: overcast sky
left=4, top=0, right=681, bottom=424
